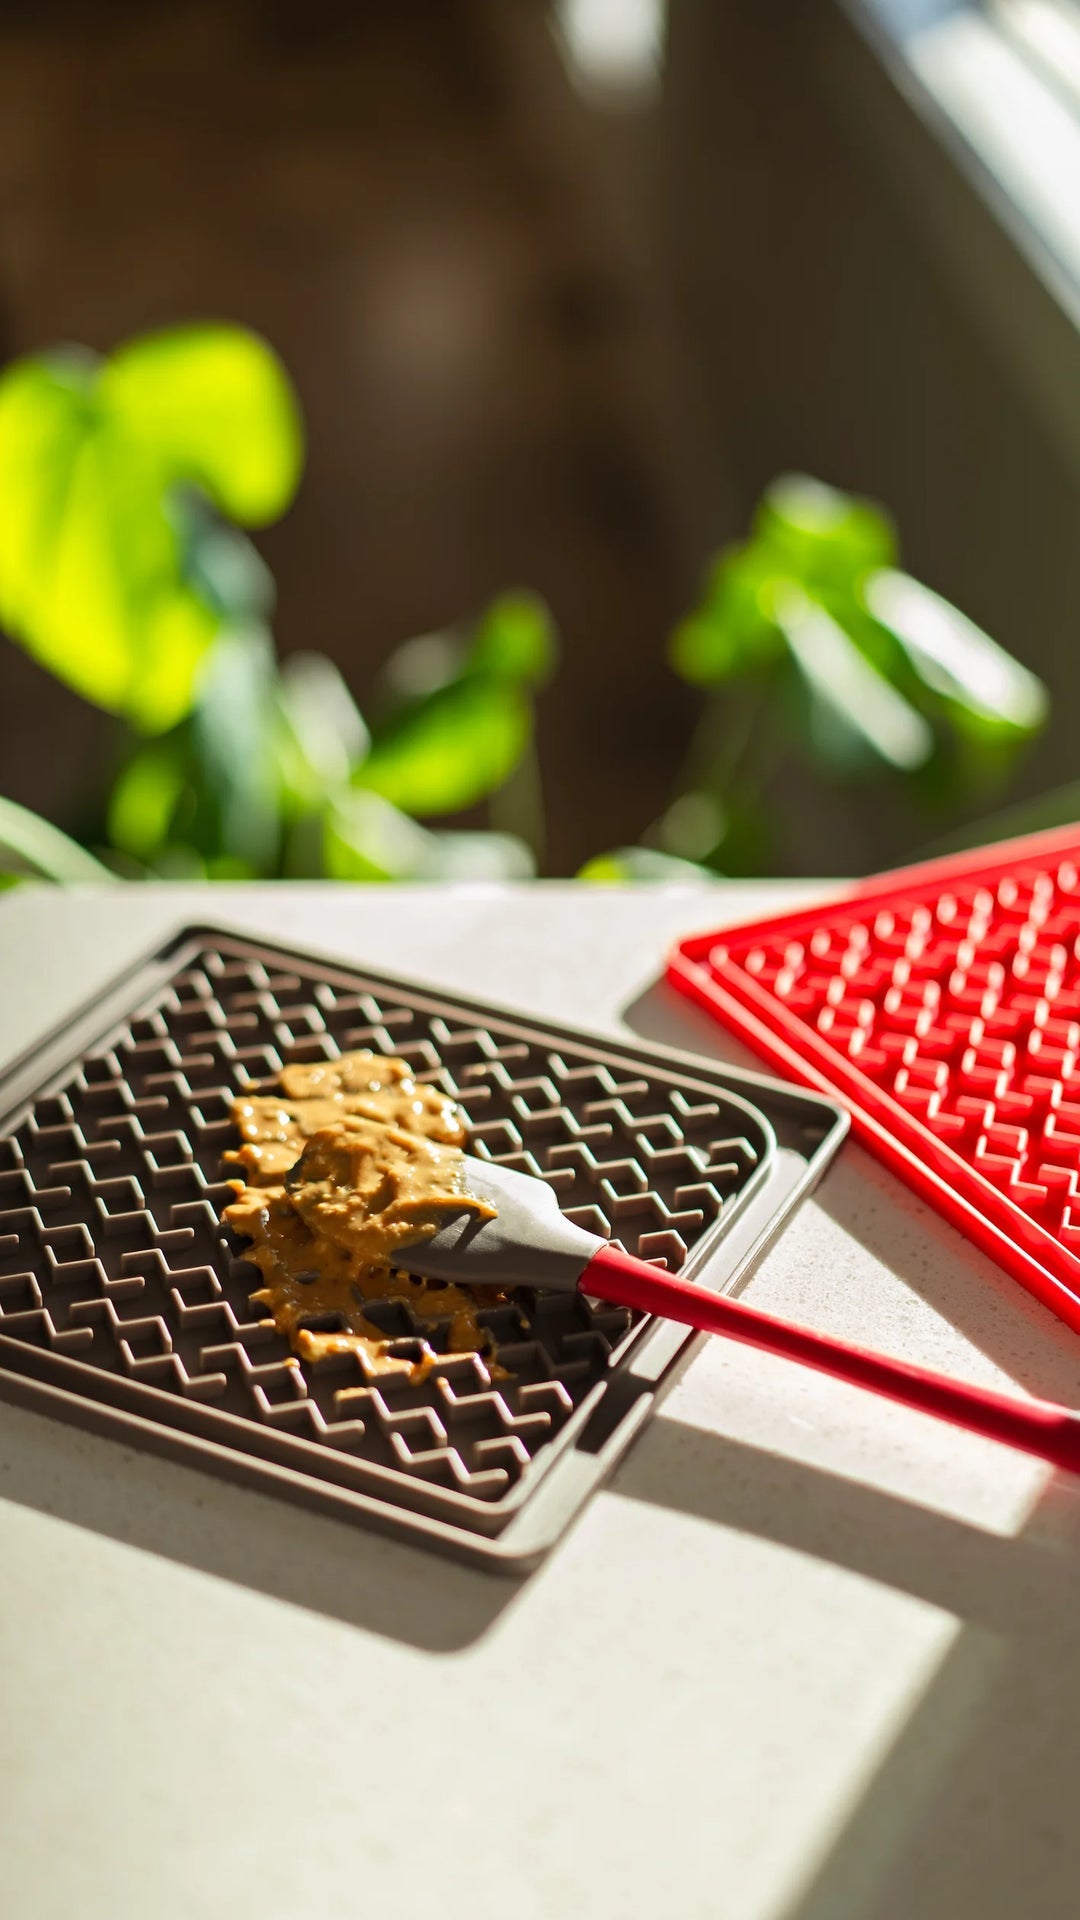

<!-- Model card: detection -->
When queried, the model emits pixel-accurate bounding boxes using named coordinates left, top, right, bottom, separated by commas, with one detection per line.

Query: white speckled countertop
left=3, top=882, right=1080, bottom=1920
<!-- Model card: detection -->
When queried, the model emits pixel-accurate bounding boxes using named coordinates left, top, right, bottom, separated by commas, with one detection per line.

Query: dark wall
left=663, top=0, right=1080, bottom=873
left=0, top=0, right=695, bottom=872
left=0, top=0, right=1074, bottom=876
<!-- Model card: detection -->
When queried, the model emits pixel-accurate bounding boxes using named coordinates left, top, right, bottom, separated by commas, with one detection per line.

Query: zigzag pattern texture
left=718, top=857, right=1080, bottom=1269
left=0, top=942, right=770, bottom=1508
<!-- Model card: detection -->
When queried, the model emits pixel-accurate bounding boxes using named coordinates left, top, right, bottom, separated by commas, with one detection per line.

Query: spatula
left=396, top=1155, right=1080, bottom=1475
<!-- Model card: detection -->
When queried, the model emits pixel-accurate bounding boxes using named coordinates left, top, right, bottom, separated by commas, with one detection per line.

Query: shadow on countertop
left=0, top=1395, right=524, bottom=1654
left=610, top=1410, right=1080, bottom=1919
left=622, top=974, right=1080, bottom=1915
left=7, top=1305, right=1080, bottom=1919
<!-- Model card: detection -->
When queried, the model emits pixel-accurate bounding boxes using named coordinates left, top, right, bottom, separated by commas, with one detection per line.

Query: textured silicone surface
left=669, top=825, right=1080, bottom=1334
left=0, top=926, right=845, bottom=1567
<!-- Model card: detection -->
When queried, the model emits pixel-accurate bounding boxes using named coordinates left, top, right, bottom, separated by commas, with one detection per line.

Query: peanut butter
left=222, top=1049, right=500, bottom=1379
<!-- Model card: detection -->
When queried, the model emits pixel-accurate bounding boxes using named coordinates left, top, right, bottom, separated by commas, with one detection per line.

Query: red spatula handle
left=579, top=1243, right=1080, bottom=1475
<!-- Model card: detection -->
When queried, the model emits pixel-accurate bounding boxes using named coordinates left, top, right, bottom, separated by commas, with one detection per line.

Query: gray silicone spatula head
left=397, top=1155, right=602, bottom=1292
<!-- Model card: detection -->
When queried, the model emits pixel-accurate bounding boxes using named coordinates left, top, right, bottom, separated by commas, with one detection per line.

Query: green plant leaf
left=374, top=592, right=557, bottom=720
left=205, top=854, right=259, bottom=880
left=776, top=586, right=933, bottom=776
left=755, top=473, right=896, bottom=589
left=107, top=743, right=189, bottom=861
left=0, top=325, right=303, bottom=733
left=153, top=842, right=208, bottom=879
left=863, top=568, right=1048, bottom=740
left=664, top=471, right=1045, bottom=874
left=189, top=625, right=283, bottom=871
left=653, top=789, right=774, bottom=874
left=671, top=479, right=895, bottom=690
left=323, top=790, right=435, bottom=880
left=182, top=516, right=276, bottom=624
left=467, top=591, right=557, bottom=687
left=419, top=831, right=534, bottom=879
left=323, top=790, right=534, bottom=882
left=578, top=846, right=715, bottom=881
left=101, top=324, right=303, bottom=527
left=657, top=791, right=726, bottom=861
left=0, top=794, right=111, bottom=881
left=275, top=651, right=369, bottom=815
left=374, top=630, right=463, bottom=709
left=355, top=674, right=530, bottom=816
left=0, top=354, right=219, bottom=730
left=669, top=547, right=782, bottom=685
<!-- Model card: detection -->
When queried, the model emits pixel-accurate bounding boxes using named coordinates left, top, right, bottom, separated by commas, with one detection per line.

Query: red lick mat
left=668, top=824, right=1080, bottom=1335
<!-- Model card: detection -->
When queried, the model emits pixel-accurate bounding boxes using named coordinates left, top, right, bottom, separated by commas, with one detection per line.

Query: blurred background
left=0, top=0, right=1078, bottom=882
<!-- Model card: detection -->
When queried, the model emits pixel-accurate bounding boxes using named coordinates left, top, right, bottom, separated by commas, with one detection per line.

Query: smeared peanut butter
left=222, top=1049, right=500, bottom=1379
left=229, top=1053, right=466, bottom=1185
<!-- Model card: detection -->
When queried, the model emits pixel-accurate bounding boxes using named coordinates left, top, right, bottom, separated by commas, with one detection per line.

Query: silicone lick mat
left=668, top=823, right=1080, bottom=1335
left=0, top=925, right=845, bottom=1571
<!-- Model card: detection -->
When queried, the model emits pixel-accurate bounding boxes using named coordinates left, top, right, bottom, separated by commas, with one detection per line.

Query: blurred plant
left=105, top=585, right=554, bottom=882
left=0, top=324, right=301, bottom=733
left=584, top=474, right=1049, bottom=880
left=0, top=356, right=1047, bottom=894
left=0, top=796, right=111, bottom=885
left=0, top=325, right=555, bottom=884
